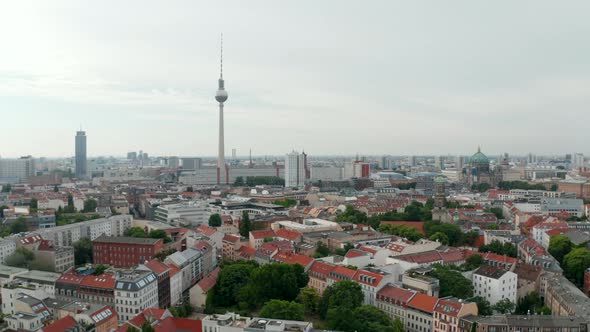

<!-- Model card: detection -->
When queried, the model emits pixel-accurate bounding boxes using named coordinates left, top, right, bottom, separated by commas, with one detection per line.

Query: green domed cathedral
left=466, top=146, right=501, bottom=187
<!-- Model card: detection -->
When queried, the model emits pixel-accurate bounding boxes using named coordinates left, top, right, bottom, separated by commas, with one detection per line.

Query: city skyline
left=2, top=1, right=590, bottom=157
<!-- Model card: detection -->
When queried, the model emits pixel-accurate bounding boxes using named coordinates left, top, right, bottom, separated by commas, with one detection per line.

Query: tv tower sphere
left=215, top=87, right=228, bottom=103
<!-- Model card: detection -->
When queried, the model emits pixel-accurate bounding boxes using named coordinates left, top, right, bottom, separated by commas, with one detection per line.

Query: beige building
left=433, top=298, right=478, bottom=332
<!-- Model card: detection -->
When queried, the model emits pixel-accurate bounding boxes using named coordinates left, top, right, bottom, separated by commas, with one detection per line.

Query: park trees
left=208, top=213, right=222, bottom=227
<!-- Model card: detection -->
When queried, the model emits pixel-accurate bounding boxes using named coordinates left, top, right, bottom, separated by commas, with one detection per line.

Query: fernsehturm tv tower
left=215, top=34, right=228, bottom=185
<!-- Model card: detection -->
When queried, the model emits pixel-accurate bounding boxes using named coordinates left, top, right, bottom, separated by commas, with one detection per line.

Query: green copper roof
left=469, top=146, right=489, bottom=164
left=434, top=176, right=446, bottom=183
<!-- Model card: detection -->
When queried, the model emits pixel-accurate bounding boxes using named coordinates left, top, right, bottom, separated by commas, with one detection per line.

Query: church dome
left=469, top=147, right=489, bottom=164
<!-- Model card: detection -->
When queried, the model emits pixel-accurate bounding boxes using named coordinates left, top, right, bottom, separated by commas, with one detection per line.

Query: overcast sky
left=1, top=1, right=589, bottom=158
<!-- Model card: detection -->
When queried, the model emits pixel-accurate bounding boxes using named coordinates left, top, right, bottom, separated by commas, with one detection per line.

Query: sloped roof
left=377, top=285, right=416, bottom=304
left=42, top=316, right=78, bottom=332
left=407, top=293, right=438, bottom=314
left=196, top=267, right=220, bottom=293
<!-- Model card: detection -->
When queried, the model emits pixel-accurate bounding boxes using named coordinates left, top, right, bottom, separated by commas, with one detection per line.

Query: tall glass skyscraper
left=75, top=130, right=87, bottom=178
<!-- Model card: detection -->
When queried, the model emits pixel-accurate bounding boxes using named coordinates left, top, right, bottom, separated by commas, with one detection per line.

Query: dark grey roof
left=474, top=265, right=507, bottom=279
left=115, top=270, right=157, bottom=292
left=93, top=235, right=161, bottom=245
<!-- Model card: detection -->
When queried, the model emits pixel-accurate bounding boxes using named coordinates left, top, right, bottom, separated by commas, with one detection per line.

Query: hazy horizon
left=2, top=1, right=590, bottom=157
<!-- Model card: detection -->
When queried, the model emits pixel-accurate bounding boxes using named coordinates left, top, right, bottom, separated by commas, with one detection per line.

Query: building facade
left=92, top=236, right=164, bottom=268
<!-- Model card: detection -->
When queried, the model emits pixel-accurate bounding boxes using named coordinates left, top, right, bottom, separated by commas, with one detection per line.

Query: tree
left=208, top=213, right=222, bottom=227
left=140, top=322, right=155, bottom=332
left=234, top=176, right=245, bottom=186
left=212, top=262, right=256, bottom=307
left=486, top=207, right=503, bottom=219
left=259, top=300, right=304, bottom=321
left=429, top=232, right=449, bottom=245
left=425, top=221, right=464, bottom=246
left=296, top=287, right=321, bottom=315
left=238, top=263, right=308, bottom=307
left=336, top=205, right=368, bottom=224
left=29, top=198, right=38, bottom=210
left=464, top=254, right=484, bottom=270
left=239, top=211, right=251, bottom=237
left=273, top=199, right=297, bottom=208
left=126, top=327, right=140, bottom=332
left=10, top=217, right=28, bottom=234
left=5, top=247, right=35, bottom=268
left=64, top=194, right=76, bottom=213
left=53, top=185, right=59, bottom=192
left=470, top=296, right=492, bottom=315
left=478, top=240, right=517, bottom=258
left=486, top=224, right=499, bottom=230
left=1, top=184, right=11, bottom=193
left=125, top=227, right=147, bottom=238
left=314, top=241, right=331, bottom=258
left=548, top=235, right=573, bottom=265
left=73, top=237, right=93, bottom=265
left=319, top=280, right=363, bottom=319
left=0, top=205, right=8, bottom=218
left=563, top=247, right=590, bottom=286
left=82, top=199, right=97, bottom=213
left=515, top=291, right=545, bottom=315
left=349, top=305, right=396, bottom=332
left=430, top=265, right=474, bottom=299
left=148, top=229, right=171, bottom=243
left=380, top=224, right=424, bottom=242
left=392, top=318, right=404, bottom=332
left=93, top=264, right=107, bottom=275
left=492, top=298, right=515, bottom=314
left=335, top=243, right=355, bottom=256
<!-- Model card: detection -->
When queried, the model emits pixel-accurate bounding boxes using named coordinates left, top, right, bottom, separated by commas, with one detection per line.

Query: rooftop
left=93, top=235, right=162, bottom=245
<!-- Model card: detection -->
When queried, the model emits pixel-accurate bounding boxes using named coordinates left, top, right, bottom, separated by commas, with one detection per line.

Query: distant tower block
left=432, top=176, right=448, bottom=222
left=215, top=34, right=229, bottom=185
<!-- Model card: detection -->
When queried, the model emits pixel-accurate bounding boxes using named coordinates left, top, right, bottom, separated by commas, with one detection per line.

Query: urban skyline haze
left=1, top=1, right=590, bottom=157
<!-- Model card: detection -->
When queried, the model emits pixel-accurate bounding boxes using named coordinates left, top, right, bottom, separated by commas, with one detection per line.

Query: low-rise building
left=472, top=265, right=517, bottom=305
left=460, top=315, right=589, bottom=332
left=92, top=235, right=164, bottom=268
left=114, top=270, right=159, bottom=323
left=138, top=259, right=171, bottom=308
left=433, top=298, right=478, bottom=332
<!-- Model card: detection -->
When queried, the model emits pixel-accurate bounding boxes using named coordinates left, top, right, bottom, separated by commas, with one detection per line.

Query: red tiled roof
left=196, top=267, right=220, bottom=293
left=309, top=261, right=335, bottom=278
left=250, top=230, right=276, bottom=239
left=407, top=293, right=438, bottom=314
left=345, top=249, right=367, bottom=258
left=397, top=251, right=444, bottom=264
left=353, top=269, right=384, bottom=287
left=144, top=259, right=171, bottom=275
left=223, top=234, right=240, bottom=243
left=479, top=252, right=517, bottom=266
left=42, top=316, right=78, bottom=332
left=57, top=269, right=85, bottom=285
left=168, top=265, right=181, bottom=278
left=276, top=228, right=301, bottom=241
left=196, top=224, right=217, bottom=237
left=377, top=285, right=416, bottom=304
left=546, top=228, right=570, bottom=237
left=126, top=308, right=168, bottom=330
left=358, top=245, right=378, bottom=255
left=79, top=273, right=116, bottom=290
left=237, top=245, right=256, bottom=259
left=380, top=221, right=426, bottom=235
left=434, top=299, right=462, bottom=317
left=153, top=317, right=202, bottom=332
left=272, top=251, right=313, bottom=267
left=330, top=266, right=358, bottom=279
